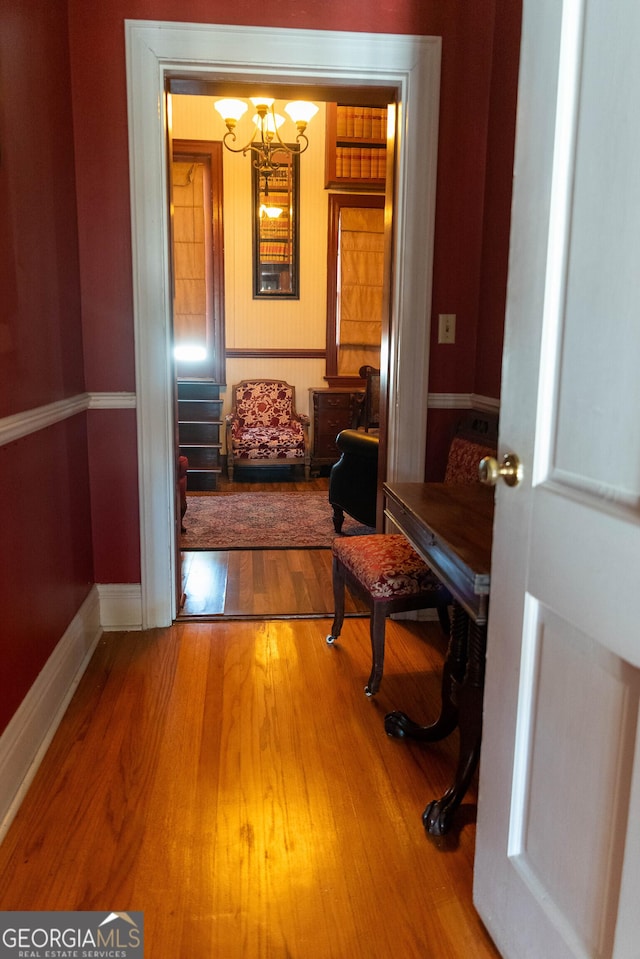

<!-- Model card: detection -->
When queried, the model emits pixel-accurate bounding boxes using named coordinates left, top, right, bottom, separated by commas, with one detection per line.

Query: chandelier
left=214, top=97, right=318, bottom=192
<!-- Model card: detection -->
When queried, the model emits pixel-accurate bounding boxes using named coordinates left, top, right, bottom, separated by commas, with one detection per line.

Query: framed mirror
left=252, top=149, right=299, bottom=298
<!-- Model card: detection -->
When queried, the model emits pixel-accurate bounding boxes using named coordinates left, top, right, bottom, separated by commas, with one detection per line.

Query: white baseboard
left=0, top=588, right=103, bottom=843
left=97, top=583, right=143, bottom=631
left=0, top=582, right=145, bottom=843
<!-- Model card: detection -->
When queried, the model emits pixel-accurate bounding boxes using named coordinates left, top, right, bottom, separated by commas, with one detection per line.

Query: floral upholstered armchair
left=225, top=379, right=311, bottom=481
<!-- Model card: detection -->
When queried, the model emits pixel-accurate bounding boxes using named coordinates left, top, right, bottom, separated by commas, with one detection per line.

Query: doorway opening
left=171, top=89, right=391, bottom=619
left=125, top=21, right=441, bottom=628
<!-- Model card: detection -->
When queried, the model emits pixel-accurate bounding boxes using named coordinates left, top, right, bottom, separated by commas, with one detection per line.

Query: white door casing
left=125, top=21, right=441, bottom=627
left=474, top=1, right=640, bottom=957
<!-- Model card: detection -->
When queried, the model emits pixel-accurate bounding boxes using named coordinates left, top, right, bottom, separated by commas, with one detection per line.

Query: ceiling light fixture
left=214, top=97, right=318, bottom=192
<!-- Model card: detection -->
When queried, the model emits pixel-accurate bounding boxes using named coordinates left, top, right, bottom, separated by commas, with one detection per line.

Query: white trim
left=125, top=20, right=441, bottom=627
left=0, top=589, right=102, bottom=843
left=0, top=395, right=87, bottom=445
left=97, top=583, right=143, bottom=631
left=428, top=392, right=474, bottom=409
left=0, top=392, right=137, bottom=446
left=88, top=392, right=137, bottom=410
left=427, top=392, right=501, bottom=412
left=472, top=394, right=501, bottom=413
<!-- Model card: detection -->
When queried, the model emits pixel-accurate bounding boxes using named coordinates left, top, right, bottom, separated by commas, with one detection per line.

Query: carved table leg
left=384, top=602, right=488, bottom=836
left=422, top=616, right=487, bottom=836
left=384, top=602, right=468, bottom=742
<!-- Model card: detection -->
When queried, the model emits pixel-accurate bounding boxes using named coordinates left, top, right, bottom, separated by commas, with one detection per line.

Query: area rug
left=181, top=491, right=374, bottom=550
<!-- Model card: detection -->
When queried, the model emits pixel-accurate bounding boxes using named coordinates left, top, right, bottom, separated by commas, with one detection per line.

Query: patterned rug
left=181, top=491, right=374, bottom=550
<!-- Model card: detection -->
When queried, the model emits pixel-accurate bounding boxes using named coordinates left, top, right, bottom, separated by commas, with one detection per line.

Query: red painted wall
left=2, top=421, right=94, bottom=730
left=475, top=0, right=522, bottom=398
left=0, top=1, right=85, bottom=413
left=426, top=0, right=522, bottom=480
left=0, top=0, right=94, bottom=734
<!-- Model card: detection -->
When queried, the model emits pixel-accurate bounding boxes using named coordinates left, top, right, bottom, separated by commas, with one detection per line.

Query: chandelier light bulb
left=284, top=100, right=319, bottom=131
left=215, top=94, right=315, bottom=168
left=253, top=112, right=285, bottom=136
left=250, top=97, right=275, bottom=111
left=213, top=98, right=248, bottom=130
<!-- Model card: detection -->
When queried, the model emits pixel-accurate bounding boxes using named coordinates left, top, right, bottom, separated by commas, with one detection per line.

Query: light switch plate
left=438, top=313, right=456, bottom=344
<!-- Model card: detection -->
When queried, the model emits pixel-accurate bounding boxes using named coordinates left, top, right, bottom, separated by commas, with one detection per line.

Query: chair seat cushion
left=231, top=424, right=306, bottom=460
left=333, top=534, right=440, bottom=599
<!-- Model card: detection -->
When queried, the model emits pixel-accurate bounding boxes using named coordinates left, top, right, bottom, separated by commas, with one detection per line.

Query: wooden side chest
left=309, top=388, right=363, bottom=473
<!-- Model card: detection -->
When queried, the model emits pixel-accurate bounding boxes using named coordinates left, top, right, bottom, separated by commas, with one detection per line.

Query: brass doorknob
left=479, top=452, right=522, bottom=487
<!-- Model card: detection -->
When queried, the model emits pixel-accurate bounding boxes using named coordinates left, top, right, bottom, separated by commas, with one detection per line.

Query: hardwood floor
left=217, top=468, right=330, bottom=493
left=0, top=617, right=500, bottom=959
left=179, top=473, right=370, bottom=619
left=180, top=548, right=369, bottom=618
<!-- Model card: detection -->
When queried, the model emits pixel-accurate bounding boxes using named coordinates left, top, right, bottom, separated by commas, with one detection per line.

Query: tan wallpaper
left=171, top=95, right=328, bottom=353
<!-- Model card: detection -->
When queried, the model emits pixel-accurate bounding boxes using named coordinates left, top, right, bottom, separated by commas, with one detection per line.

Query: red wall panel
left=0, top=0, right=94, bottom=736
left=475, top=0, right=522, bottom=398
left=88, top=410, right=141, bottom=584
left=0, top=0, right=85, bottom=417
left=0, top=418, right=94, bottom=734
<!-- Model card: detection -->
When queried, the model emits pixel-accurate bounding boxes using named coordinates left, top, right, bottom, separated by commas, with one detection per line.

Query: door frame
left=125, top=20, right=441, bottom=627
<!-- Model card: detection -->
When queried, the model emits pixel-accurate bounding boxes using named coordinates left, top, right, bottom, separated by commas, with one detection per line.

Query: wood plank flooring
left=180, top=548, right=369, bottom=618
left=179, top=475, right=369, bottom=619
left=0, top=617, right=500, bottom=959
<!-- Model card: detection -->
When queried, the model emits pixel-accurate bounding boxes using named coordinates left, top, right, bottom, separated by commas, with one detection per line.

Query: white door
left=474, top=1, right=640, bottom=957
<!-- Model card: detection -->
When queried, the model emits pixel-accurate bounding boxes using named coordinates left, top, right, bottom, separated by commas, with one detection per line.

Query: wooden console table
left=383, top=482, right=495, bottom=836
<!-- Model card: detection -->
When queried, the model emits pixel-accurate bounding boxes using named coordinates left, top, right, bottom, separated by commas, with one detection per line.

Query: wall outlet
left=438, top=313, right=456, bottom=344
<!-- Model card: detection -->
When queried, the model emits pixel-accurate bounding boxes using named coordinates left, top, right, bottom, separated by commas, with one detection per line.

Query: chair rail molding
left=428, top=393, right=500, bottom=413
left=125, top=19, right=441, bottom=627
left=0, top=392, right=136, bottom=446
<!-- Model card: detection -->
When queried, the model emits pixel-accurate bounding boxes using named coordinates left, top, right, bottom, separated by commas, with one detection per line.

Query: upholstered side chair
left=226, top=379, right=311, bottom=481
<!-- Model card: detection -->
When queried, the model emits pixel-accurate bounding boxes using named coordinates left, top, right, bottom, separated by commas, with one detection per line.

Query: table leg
left=384, top=602, right=468, bottom=742
left=422, top=616, right=487, bottom=836
left=384, top=603, right=487, bottom=836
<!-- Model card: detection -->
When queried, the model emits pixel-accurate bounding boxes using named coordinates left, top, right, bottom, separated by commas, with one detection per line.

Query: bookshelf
left=325, top=103, right=387, bottom=191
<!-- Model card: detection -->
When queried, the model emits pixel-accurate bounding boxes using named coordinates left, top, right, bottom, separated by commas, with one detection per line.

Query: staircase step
left=178, top=379, right=220, bottom=400
left=177, top=379, right=223, bottom=491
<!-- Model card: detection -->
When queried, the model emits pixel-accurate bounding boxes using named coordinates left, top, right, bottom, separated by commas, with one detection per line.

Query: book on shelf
left=335, top=104, right=387, bottom=141
left=333, top=146, right=385, bottom=181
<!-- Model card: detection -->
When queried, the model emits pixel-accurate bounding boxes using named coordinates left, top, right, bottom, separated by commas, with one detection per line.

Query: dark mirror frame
left=252, top=148, right=300, bottom=298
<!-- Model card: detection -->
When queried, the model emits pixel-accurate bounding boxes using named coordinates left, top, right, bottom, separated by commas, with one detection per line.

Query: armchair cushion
left=229, top=422, right=307, bottom=460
